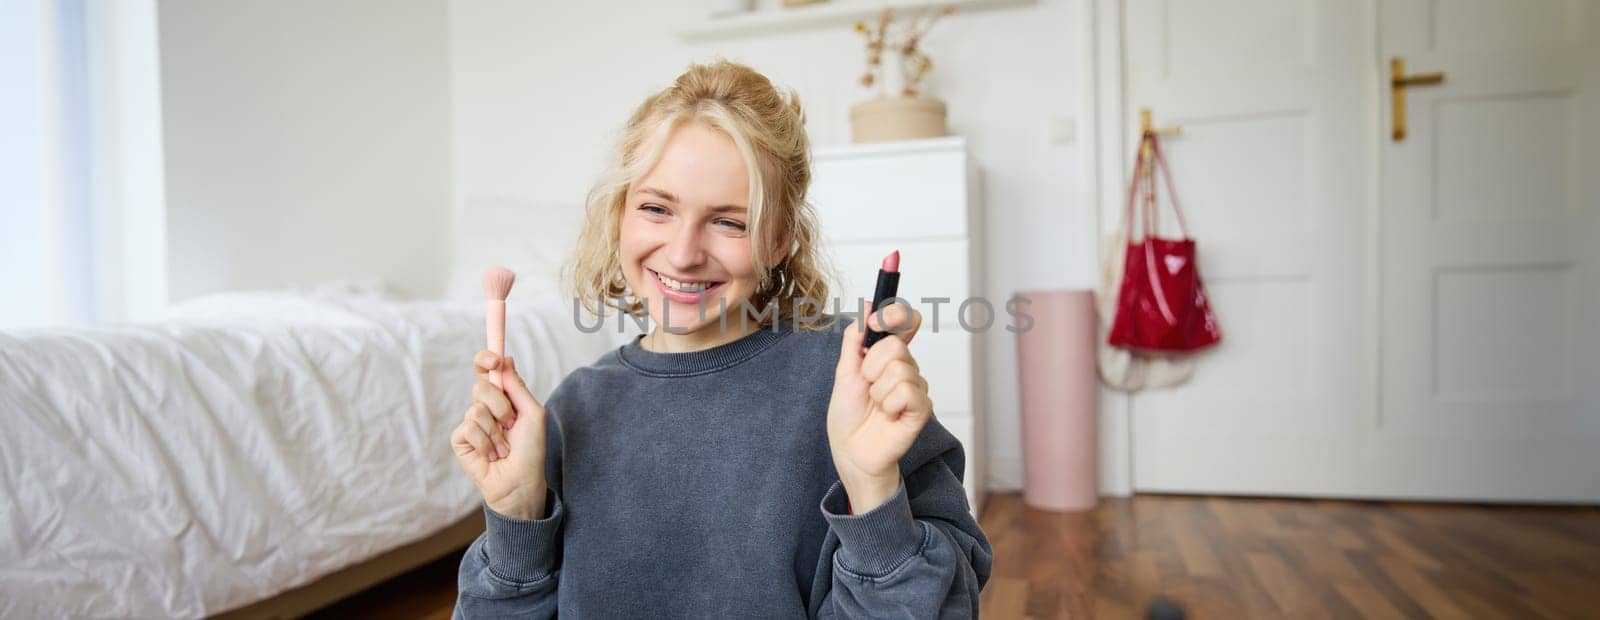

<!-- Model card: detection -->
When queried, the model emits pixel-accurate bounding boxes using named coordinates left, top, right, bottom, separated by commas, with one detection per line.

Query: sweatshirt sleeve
left=453, top=401, right=569, bottom=619
left=452, top=491, right=564, bottom=619
left=814, top=417, right=994, bottom=619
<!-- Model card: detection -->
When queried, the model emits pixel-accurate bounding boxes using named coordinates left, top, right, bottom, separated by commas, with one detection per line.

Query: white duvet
left=0, top=288, right=623, bottom=618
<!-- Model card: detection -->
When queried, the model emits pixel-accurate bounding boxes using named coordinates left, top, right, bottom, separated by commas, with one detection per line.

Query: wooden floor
left=306, top=493, right=1600, bottom=619
left=980, top=493, right=1600, bottom=619
left=305, top=549, right=464, bottom=620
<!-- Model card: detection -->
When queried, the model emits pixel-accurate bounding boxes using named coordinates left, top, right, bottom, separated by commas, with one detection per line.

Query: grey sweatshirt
left=452, top=316, right=992, bottom=618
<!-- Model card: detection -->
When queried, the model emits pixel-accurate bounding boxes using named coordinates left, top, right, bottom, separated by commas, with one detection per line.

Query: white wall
left=448, top=0, right=1097, bottom=490
left=158, top=0, right=454, bottom=301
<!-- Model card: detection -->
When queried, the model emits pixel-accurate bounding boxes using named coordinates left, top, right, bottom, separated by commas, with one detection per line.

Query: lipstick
left=863, top=250, right=901, bottom=349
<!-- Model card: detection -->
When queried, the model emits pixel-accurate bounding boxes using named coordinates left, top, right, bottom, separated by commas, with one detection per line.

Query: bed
left=0, top=282, right=627, bottom=618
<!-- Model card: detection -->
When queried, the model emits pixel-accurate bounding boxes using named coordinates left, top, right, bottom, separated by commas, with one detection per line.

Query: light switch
left=1049, top=116, right=1077, bottom=144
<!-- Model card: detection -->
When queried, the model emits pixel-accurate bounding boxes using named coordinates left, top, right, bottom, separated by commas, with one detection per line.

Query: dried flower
left=851, top=5, right=955, bottom=98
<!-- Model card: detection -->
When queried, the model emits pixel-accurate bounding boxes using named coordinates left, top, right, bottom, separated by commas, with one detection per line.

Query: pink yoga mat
left=1014, top=289, right=1099, bottom=511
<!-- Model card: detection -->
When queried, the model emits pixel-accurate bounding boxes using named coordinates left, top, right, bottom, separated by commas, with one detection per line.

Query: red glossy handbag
left=1107, top=133, right=1222, bottom=353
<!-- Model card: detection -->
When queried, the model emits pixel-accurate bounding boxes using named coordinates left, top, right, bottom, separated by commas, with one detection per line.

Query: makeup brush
left=482, top=266, right=516, bottom=389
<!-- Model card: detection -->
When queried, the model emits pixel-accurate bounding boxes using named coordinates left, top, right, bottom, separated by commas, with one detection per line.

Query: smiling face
left=619, top=121, right=761, bottom=343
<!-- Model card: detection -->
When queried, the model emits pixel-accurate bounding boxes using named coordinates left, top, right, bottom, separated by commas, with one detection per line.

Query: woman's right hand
left=451, top=350, right=548, bottom=520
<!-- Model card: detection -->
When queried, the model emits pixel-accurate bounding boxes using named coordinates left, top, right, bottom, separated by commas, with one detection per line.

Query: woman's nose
left=665, top=222, right=706, bottom=271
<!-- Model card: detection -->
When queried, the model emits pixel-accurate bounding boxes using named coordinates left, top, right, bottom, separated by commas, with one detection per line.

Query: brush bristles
left=482, top=266, right=516, bottom=301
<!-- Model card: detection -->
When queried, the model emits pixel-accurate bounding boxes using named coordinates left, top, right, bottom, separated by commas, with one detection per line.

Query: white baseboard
left=987, top=455, right=1024, bottom=491
left=987, top=456, right=1134, bottom=497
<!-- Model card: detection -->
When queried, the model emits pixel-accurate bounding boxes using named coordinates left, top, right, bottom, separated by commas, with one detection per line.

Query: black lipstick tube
left=863, top=269, right=900, bottom=349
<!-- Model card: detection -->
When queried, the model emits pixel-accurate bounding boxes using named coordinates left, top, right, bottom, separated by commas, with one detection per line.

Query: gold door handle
left=1391, top=57, right=1445, bottom=141
left=1138, top=108, right=1181, bottom=178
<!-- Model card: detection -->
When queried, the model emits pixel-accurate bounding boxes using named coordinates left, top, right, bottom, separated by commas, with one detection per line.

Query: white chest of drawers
left=809, top=136, right=987, bottom=516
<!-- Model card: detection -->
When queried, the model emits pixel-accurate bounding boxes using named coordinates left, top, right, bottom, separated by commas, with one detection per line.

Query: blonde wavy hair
left=568, top=60, right=834, bottom=330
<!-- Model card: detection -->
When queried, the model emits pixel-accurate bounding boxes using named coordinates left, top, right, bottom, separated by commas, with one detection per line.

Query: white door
left=1122, top=0, right=1600, bottom=501
left=1122, top=0, right=1378, bottom=497
left=1376, top=0, right=1600, bottom=501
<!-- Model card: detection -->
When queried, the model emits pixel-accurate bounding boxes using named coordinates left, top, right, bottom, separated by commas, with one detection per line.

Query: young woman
left=450, top=60, right=991, bottom=618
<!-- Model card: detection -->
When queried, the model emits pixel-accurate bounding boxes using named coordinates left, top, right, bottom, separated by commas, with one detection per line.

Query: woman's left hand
left=828, top=303, right=933, bottom=514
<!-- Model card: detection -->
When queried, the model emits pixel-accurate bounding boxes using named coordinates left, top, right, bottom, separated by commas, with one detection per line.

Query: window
left=1, top=0, right=165, bottom=329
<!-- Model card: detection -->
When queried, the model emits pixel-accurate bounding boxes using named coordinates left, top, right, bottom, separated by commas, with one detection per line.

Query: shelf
left=678, top=0, right=1036, bottom=42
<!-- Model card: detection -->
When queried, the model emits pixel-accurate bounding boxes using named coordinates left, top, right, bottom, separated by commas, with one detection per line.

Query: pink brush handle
left=485, top=300, right=506, bottom=389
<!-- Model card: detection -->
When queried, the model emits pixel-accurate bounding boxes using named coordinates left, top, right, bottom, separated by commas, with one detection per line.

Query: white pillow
left=447, top=196, right=587, bottom=305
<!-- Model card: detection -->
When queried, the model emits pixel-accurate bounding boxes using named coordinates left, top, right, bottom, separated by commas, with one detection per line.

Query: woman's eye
left=639, top=204, right=668, bottom=216
left=716, top=219, right=747, bottom=231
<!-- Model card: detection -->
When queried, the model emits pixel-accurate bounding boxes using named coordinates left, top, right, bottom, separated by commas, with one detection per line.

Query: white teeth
left=655, top=271, right=716, bottom=293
